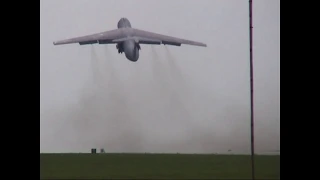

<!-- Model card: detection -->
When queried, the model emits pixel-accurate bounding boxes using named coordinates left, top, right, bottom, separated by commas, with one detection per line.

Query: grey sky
left=40, top=0, right=280, bottom=154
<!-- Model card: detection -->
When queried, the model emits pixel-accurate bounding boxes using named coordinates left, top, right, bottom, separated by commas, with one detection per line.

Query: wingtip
left=198, top=43, right=207, bottom=47
left=53, top=41, right=62, bottom=45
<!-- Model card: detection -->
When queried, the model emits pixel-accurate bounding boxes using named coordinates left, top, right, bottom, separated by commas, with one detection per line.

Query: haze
left=40, top=0, right=280, bottom=154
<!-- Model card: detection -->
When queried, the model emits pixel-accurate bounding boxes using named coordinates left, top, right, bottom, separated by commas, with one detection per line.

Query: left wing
left=53, top=29, right=125, bottom=45
left=132, top=28, right=207, bottom=47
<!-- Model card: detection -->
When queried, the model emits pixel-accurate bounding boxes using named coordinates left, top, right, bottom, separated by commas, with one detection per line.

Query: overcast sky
left=40, top=0, right=280, bottom=154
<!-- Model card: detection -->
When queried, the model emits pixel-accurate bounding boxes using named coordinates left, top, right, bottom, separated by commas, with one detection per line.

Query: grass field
left=40, top=153, right=280, bottom=179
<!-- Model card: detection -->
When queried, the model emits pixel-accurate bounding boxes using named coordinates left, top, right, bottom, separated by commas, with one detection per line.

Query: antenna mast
left=248, top=0, right=255, bottom=179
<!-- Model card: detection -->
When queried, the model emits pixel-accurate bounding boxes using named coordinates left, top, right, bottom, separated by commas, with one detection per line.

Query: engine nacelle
left=116, top=43, right=124, bottom=54
left=136, top=43, right=141, bottom=50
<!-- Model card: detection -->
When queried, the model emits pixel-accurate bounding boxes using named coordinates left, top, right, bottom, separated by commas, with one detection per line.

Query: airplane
left=53, top=17, right=207, bottom=62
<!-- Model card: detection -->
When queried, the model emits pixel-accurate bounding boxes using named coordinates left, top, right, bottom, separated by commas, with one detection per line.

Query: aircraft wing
left=132, top=28, right=207, bottom=47
left=53, top=29, right=125, bottom=45
left=53, top=28, right=207, bottom=47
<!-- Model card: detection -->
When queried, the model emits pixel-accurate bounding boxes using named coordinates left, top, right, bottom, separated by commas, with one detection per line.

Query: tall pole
left=249, top=0, right=255, bottom=180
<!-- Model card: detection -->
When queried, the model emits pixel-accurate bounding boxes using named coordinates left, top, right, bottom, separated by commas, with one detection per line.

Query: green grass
left=40, top=153, right=280, bottom=179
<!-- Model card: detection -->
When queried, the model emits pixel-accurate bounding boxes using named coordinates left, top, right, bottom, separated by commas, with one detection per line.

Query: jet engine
left=136, top=43, right=141, bottom=50
left=116, top=43, right=124, bottom=54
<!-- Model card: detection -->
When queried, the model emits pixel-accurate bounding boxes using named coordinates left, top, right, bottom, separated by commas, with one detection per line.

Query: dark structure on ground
left=91, top=148, right=96, bottom=154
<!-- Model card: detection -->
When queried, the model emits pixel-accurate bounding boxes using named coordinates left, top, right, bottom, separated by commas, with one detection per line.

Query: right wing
left=132, top=28, right=207, bottom=47
left=53, top=29, right=125, bottom=45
